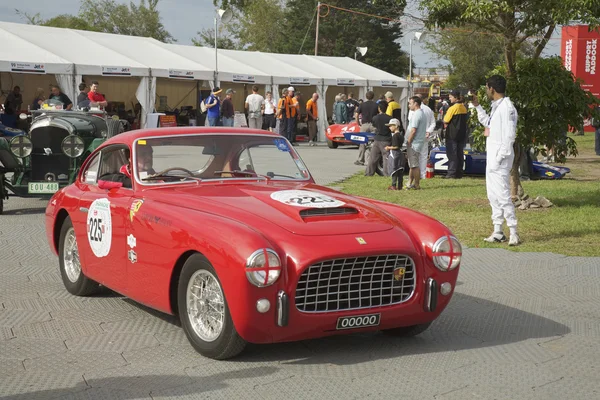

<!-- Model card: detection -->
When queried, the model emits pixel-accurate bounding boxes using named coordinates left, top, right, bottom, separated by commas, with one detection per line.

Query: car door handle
left=79, top=207, right=89, bottom=213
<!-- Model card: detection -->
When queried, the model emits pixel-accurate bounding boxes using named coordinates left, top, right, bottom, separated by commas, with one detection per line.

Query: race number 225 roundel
left=87, top=198, right=112, bottom=257
left=270, top=190, right=345, bottom=208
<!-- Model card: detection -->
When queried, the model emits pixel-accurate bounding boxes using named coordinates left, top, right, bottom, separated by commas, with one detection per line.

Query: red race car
left=45, top=127, right=462, bottom=360
left=326, top=121, right=361, bottom=148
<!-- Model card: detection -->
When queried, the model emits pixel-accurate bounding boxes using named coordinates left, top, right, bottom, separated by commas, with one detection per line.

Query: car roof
left=99, top=126, right=281, bottom=150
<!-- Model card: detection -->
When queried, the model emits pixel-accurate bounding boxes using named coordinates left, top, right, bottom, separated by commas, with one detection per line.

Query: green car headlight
left=9, top=136, right=33, bottom=158
left=61, top=135, right=85, bottom=158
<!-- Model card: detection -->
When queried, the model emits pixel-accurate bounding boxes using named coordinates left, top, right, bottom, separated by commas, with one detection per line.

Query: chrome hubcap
left=186, top=270, right=225, bottom=342
left=64, top=227, right=81, bottom=283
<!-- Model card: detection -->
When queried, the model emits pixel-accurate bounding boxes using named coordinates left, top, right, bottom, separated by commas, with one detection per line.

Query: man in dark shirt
left=354, top=91, right=379, bottom=166
left=365, top=101, right=393, bottom=176
left=50, top=85, right=73, bottom=110
left=77, top=83, right=88, bottom=107
left=4, top=86, right=22, bottom=115
left=345, top=92, right=360, bottom=122
left=221, top=89, right=235, bottom=127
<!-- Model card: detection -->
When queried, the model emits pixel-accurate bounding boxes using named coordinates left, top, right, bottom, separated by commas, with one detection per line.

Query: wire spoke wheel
left=63, top=227, right=81, bottom=283
left=186, top=270, right=225, bottom=342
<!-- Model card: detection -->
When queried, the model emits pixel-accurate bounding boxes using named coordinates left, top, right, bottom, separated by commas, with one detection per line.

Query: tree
left=206, top=0, right=411, bottom=77
left=191, top=28, right=239, bottom=50
left=78, top=0, right=175, bottom=42
left=427, top=27, right=533, bottom=90
left=422, top=0, right=600, bottom=198
left=16, top=0, right=174, bottom=42
left=422, top=0, right=600, bottom=77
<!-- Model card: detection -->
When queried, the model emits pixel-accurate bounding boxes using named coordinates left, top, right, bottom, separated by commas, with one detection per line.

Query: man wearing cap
left=443, top=90, right=469, bottom=179
left=221, top=88, right=236, bottom=127
left=206, top=87, right=222, bottom=126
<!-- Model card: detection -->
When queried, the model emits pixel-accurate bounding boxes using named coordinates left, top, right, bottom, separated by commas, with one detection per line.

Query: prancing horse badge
left=356, top=237, right=367, bottom=245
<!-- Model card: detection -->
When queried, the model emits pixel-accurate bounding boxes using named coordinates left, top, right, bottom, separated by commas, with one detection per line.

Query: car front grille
left=30, top=127, right=71, bottom=181
left=295, top=254, right=416, bottom=313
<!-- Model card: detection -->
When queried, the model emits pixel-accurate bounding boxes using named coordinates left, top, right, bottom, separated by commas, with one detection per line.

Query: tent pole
left=314, top=2, right=321, bottom=56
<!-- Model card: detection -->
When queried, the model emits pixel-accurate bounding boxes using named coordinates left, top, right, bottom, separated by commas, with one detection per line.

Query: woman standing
left=262, top=91, right=276, bottom=131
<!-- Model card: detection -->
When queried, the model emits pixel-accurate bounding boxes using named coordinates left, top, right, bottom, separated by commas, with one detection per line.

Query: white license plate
left=28, top=182, right=59, bottom=194
left=336, top=313, right=381, bottom=330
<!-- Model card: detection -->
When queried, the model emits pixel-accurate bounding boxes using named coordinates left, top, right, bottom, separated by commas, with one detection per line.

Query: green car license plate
left=28, top=182, right=59, bottom=194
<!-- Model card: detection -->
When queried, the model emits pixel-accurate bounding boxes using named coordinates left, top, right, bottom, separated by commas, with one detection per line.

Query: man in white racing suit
left=472, top=75, right=521, bottom=246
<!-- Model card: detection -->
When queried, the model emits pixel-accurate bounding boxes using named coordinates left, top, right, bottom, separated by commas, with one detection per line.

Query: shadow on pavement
left=235, top=292, right=570, bottom=365
left=0, top=366, right=280, bottom=400
left=1, top=207, right=47, bottom=216
left=113, top=291, right=569, bottom=367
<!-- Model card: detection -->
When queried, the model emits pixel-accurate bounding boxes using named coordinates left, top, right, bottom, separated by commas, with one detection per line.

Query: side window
left=83, top=153, right=100, bottom=184
left=97, top=147, right=130, bottom=179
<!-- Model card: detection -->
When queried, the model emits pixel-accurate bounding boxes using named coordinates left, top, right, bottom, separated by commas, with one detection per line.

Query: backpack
left=200, top=96, right=209, bottom=113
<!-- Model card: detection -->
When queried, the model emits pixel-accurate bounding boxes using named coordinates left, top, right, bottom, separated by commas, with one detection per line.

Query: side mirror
left=19, top=113, right=28, bottom=120
left=98, top=180, right=123, bottom=190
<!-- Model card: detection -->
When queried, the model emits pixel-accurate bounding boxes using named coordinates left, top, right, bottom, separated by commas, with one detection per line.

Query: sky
left=0, top=0, right=562, bottom=74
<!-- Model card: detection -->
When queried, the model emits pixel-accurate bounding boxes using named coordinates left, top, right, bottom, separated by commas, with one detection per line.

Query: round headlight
left=246, top=249, right=281, bottom=287
left=61, top=135, right=85, bottom=158
left=432, top=235, right=462, bottom=271
left=9, top=136, right=32, bottom=158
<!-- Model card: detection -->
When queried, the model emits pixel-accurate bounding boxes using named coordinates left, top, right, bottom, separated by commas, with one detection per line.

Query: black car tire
left=382, top=322, right=432, bottom=337
left=327, top=140, right=338, bottom=149
left=178, top=254, right=247, bottom=360
left=59, top=216, right=100, bottom=296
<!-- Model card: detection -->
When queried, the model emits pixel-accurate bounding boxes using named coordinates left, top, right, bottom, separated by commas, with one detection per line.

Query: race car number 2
left=87, top=198, right=112, bottom=257
left=270, top=190, right=345, bottom=208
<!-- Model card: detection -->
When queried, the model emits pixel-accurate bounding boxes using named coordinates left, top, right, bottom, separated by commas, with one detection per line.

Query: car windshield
left=133, top=134, right=311, bottom=184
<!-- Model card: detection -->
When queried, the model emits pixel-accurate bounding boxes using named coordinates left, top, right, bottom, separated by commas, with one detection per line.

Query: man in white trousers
left=472, top=75, right=521, bottom=246
left=418, top=94, right=436, bottom=178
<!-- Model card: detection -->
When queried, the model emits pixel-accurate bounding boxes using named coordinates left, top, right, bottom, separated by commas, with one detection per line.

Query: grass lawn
left=337, top=134, right=600, bottom=257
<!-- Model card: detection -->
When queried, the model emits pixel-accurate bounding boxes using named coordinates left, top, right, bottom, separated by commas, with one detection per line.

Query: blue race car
left=429, top=147, right=570, bottom=179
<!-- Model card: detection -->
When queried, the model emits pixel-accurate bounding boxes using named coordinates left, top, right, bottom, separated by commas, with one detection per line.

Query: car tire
left=382, top=322, right=432, bottom=337
left=178, top=254, right=247, bottom=360
left=59, top=216, right=100, bottom=296
left=327, top=140, right=338, bottom=149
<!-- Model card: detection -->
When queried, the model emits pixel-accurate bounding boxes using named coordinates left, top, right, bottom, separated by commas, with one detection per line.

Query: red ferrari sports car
left=326, top=121, right=361, bottom=148
left=45, top=127, right=462, bottom=360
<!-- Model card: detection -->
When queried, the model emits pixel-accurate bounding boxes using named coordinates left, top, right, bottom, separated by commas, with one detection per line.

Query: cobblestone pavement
left=1, top=144, right=599, bottom=400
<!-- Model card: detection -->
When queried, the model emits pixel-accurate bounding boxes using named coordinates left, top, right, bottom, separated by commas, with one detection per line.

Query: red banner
left=561, top=25, right=599, bottom=131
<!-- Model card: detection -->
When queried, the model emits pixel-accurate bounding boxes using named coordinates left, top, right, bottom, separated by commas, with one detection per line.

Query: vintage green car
left=0, top=100, right=127, bottom=214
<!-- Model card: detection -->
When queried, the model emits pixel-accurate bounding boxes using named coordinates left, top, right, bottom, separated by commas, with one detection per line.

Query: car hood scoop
left=167, top=183, right=396, bottom=236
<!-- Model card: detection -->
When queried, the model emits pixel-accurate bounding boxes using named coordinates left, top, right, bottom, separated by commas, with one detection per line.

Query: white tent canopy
left=160, top=44, right=272, bottom=85
left=0, top=21, right=409, bottom=137
left=78, top=31, right=213, bottom=81
left=0, top=26, right=72, bottom=75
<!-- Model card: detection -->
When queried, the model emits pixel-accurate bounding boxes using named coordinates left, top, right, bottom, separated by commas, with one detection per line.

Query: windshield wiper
left=214, top=170, right=269, bottom=179
left=142, top=174, right=202, bottom=182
